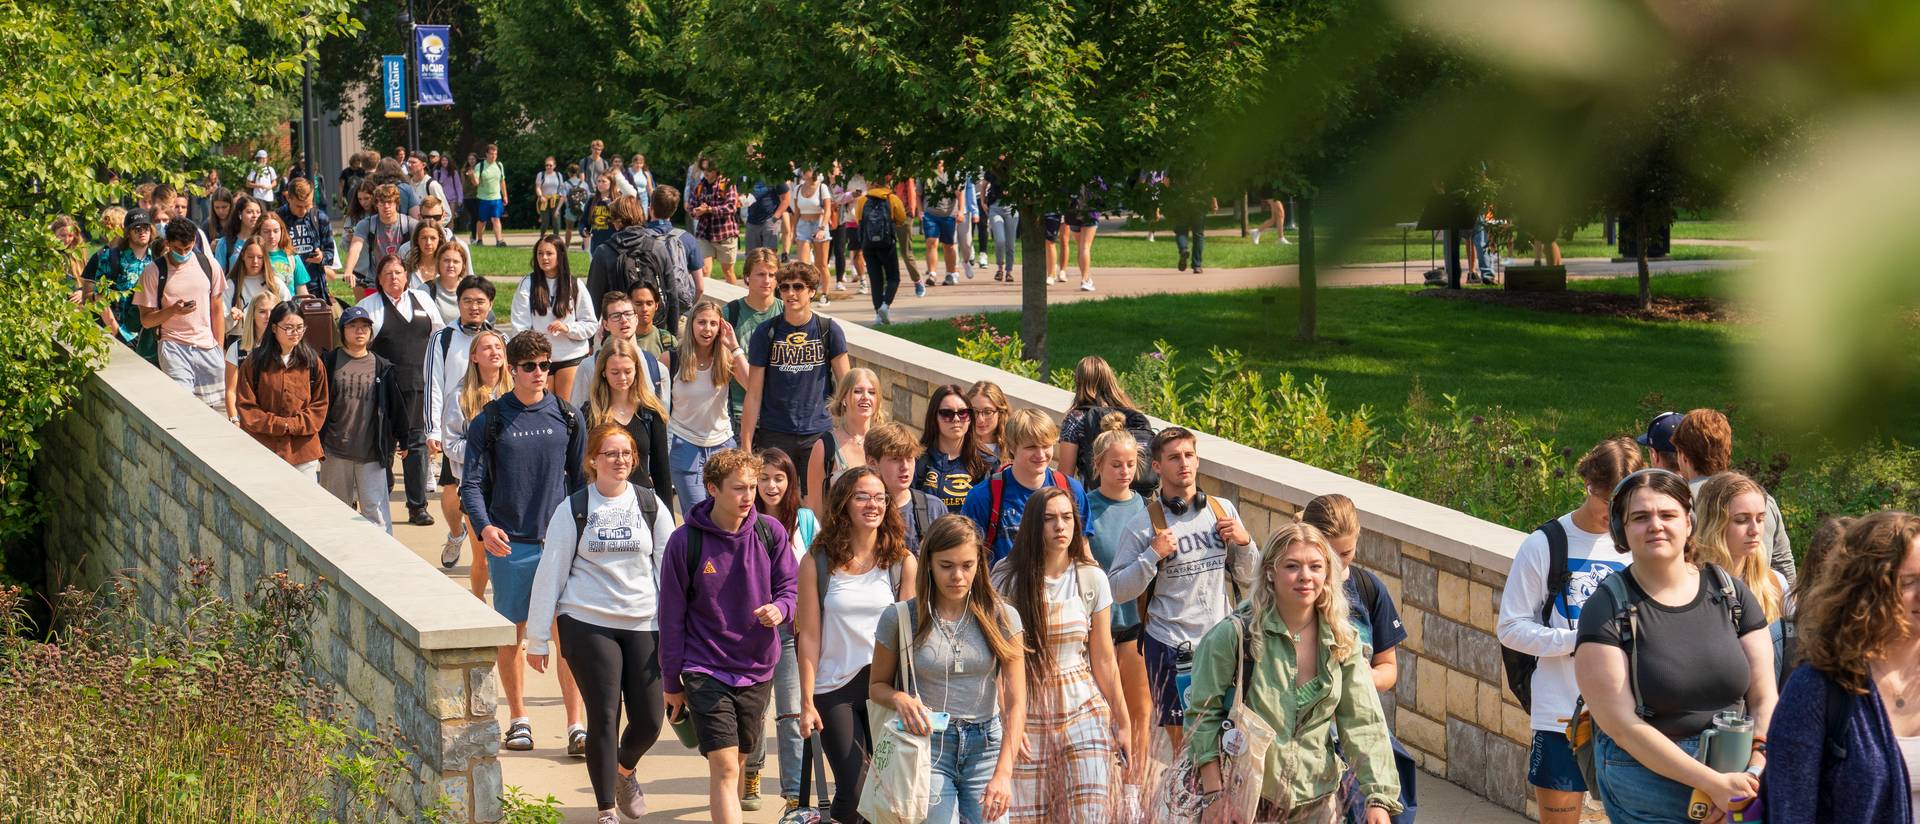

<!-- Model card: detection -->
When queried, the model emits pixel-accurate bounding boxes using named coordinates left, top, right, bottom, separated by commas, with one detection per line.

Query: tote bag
left=1154, top=614, right=1278, bottom=821
left=858, top=602, right=933, bottom=824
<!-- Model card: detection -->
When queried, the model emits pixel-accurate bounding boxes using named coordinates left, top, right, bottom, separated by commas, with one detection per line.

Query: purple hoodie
left=659, top=498, right=796, bottom=694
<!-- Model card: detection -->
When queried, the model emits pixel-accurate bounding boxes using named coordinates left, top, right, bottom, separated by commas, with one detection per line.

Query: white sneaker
left=976, top=253, right=989, bottom=267
left=817, top=293, right=830, bottom=306
left=858, top=280, right=869, bottom=295
left=944, top=272, right=958, bottom=286
left=1079, top=280, right=1095, bottom=292
left=1279, top=235, right=1291, bottom=245
left=1251, top=228, right=1262, bottom=245
left=1147, top=232, right=1156, bottom=242
left=876, top=304, right=891, bottom=325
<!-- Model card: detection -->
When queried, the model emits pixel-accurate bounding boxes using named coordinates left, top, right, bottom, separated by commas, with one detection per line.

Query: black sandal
left=503, top=720, right=534, bottom=751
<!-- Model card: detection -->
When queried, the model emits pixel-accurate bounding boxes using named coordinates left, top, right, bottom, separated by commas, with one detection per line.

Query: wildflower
left=1471, top=415, right=1485, bottom=425
left=1503, top=457, right=1515, bottom=469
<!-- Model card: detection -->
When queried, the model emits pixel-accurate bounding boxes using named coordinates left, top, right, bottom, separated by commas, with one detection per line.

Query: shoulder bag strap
left=895, top=601, right=918, bottom=698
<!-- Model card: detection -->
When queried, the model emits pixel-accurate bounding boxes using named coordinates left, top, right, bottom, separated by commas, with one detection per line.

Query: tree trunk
left=1017, top=197, right=1049, bottom=368
left=1238, top=191, right=1249, bottom=237
left=1636, top=212, right=1652, bottom=311
left=1297, top=196, right=1317, bottom=342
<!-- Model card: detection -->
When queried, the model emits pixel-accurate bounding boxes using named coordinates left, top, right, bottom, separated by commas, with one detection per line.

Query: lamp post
left=397, top=0, right=418, bottom=156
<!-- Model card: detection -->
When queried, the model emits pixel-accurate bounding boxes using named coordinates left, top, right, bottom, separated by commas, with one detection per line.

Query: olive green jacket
left=1184, top=604, right=1403, bottom=813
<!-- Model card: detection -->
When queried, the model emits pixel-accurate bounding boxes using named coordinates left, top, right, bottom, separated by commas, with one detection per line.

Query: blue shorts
left=1593, top=729, right=1701, bottom=823
left=1042, top=213, right=1064, bottom=242
left=921, top=214, right=956, bottom=244
left=1140, top=632, right=1186, bottom=728
left=1528, top=730, right=1587, bottom=792
left=475, top=198, right=505, bottom=222
left=489, top=539, right=543, bottom=624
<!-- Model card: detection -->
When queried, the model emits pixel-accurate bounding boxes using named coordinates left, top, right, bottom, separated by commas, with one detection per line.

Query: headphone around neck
left=1607, top=467, right=1689, bottom=549
left=1161, top=487, right=1208, bottom=516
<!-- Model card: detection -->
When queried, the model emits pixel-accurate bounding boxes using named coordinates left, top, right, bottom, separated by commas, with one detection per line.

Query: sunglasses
left=936, top=408, right=973, bottom=421
left=777, top=282, right=811, bottom=294
left=516, top=361, right=554, bottom=373
left=421, top=213, right=445, bottom=221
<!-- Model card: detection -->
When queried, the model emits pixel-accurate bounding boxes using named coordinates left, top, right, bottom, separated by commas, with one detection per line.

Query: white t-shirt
left=536, top=171, right=565, bottom=197
left=669, top=362, right=734, bottom=447
left=1495, top=512, right=1624, bottom=732
left=247, top=164, right=278, bottom=203
left=815, top=563, right=896, bottom=694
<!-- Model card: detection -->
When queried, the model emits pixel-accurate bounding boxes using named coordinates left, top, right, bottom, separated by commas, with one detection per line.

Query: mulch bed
left=1415, top=286, right=1731, bottom=322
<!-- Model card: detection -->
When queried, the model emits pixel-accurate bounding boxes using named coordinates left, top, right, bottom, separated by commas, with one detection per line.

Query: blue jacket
left=1762, top=663, right=1912, bottom=824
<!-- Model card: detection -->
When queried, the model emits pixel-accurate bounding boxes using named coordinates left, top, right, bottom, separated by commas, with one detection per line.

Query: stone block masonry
left=35, top=344, right=517, bottom=823
left=699, top=281, right=1540, bottom=815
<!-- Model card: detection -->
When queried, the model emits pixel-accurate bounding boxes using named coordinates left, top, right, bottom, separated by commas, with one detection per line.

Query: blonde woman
left=829, top=367, right=886, bottom=479
left=586, top=337, right=675, bottom=512
left=966, top=380, right=1010, bottom=464
left=443, top=329, right=510, bottom=598
left=1187, top=522, right=1402, bottom=824
left=403, top=220, right=446, bottom=292
left=223, top=290, right=282, bottom=423
left=1692, top=472, right=1791, bottom=680
left=223, top=241, right=289, bottom=340
left=253, top=212, right=307, bottom=294
left=669, top=300, right=748, bottom=516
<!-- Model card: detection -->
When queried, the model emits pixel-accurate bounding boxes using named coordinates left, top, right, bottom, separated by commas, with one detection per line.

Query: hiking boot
left=615, top=771, right=646, bottom=820
left=741, top=772, right=763, bottom=811
left=1177, top=249, right=1189, bottom=271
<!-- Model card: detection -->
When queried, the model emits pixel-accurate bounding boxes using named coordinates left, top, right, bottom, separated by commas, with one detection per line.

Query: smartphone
left=896, top=712, right=951, bottom=733
left=179, top=299, right=197, bottom=311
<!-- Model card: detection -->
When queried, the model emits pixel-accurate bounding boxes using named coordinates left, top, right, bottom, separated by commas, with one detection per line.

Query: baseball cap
left=339, top=305, right=373, bottom=329
left=1636, top=411, right=1683, bottom=453
left=429, top=150, right=441, bottom=159
left=123, top=208, right=154, bottom=229
left=254, top=149, right=269, bottom=160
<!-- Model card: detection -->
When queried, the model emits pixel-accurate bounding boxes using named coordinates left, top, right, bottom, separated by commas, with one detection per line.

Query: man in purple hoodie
left=659, top=448, right=797, bottom=824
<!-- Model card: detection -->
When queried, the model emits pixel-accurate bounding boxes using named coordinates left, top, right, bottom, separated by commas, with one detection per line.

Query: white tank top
left=815, top=563, right=896, bottom=693
left=1899, top=735, right=1920, bottom=821
left=794, top=183, right=828, bottom=217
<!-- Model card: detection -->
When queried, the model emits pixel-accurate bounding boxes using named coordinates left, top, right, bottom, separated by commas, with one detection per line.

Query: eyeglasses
left=597, top=450, right=635, bottom=462
left=605, top=311, right=637, bottom=322
left=971, top=407, right=1000, bottom=418
left=777, top=282, right=811, bottom=294
left=276, top=323, right=307, bottom=334
left=516, top=361, right=554, bottom=373
left=458, top=297, right=491, bottom=307
left=936, top=408, right=972, bottom=421
left=851, top=492, right=888, bottom=506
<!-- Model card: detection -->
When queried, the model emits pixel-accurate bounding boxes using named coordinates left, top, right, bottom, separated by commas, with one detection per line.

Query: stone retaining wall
left=34, top=343, right=517, bottom=823
left=705, top=282, right=1537, bottom=813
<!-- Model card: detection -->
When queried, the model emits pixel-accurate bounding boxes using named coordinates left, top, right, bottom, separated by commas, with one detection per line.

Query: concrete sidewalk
left=381, top=489, right=1535, bottom=822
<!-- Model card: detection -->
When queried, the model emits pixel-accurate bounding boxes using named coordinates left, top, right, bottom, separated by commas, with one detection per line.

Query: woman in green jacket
left=1186, top=521, right=1402, bottom=824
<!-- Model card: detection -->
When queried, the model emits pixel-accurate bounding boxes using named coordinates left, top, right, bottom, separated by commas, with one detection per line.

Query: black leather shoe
left=408, top=508, right=436, bottom=527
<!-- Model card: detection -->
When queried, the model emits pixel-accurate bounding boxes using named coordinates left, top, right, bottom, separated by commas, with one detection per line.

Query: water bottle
left=1173, top=643, right=1195, bottom=710
left=1687, top=711, right=1757, bottom=821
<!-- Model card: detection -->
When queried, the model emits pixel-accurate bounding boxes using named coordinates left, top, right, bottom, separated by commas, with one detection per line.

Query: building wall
left=704, top=282, right=1537, bottom=813
left=35, top=344, right=516, bottom=823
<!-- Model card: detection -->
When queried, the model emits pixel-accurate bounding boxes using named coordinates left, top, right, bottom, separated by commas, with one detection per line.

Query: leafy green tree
left=0, top=0, right=354, bottom=583
left=684, top=0, right=1276, bottom=366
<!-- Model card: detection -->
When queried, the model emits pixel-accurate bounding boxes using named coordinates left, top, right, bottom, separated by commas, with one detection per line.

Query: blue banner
left=380, top=54, right=406, bottom=119
left=415, top=25, right=453, bottom=107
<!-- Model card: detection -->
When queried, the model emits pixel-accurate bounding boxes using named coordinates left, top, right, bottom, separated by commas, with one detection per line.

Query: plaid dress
left=1010, top=568, right=1116, bottom=824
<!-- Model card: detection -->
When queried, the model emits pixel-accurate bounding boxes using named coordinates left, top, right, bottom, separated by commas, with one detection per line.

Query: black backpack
left=613, top=231, right=689, bottom=335
left=683, top=514, right=781, bottom=602
left=860, top=193, right=896, bottom=252
left=1501, top=518, right=1570, bottom=713
left=1071, top=405, right=1158, bottom=494
left=569, top=482, right=660, bottom=544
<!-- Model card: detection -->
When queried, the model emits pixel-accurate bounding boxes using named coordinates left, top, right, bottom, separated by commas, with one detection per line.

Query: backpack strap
left=1824, top=674, right=1854, bottom=763
left=1137, top=499, right=1172, bottom=629
left=1075, top=563, right=1102, bottom=616
left=684, top=528, right=706, bottom=602
left=1203, top=495, right=1241, bottom=605
left=1353, top=568, right=1380, bottom=612
left=908, top=489, right=937, bottom=548
left=984, top=473, right=1008, bottom=550
left=574, top=481, right=660, bottom=545
left=1706, top=563, right=1745, bottom=630
left=1599, top=572, right=1650, bottom=720
left=814, top=547, right=832, bottom=616
left=1539, top=518, right=1571, bottom=625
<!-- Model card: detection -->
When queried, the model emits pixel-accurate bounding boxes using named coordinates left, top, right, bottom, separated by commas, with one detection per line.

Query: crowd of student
left=57, top=149, right=1920, bottom=824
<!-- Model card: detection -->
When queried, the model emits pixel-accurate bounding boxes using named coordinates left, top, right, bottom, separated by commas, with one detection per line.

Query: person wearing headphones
left=1573, top=468, right=1775, bottom=824
left=1108, top=426, right=1256, bottom=752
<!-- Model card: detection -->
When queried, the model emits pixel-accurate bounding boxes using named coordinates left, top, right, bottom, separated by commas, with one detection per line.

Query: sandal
left=503, top=720, right=534, bottom=751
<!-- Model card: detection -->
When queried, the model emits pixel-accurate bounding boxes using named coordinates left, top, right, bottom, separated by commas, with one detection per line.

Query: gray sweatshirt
left=526, top=483, right=675, bottom=655
left=1109, top=496, right=1257, bottom=648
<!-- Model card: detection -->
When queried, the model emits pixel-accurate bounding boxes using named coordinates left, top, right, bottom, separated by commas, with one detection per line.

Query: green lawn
left=886, top=273, right=1920, bottom=451
left=466, top=244, right=591, bottom=280
left=1074, top=231, right=1752, bottom=270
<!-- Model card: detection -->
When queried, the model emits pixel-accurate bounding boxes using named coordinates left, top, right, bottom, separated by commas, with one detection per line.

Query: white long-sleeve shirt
left=526, top=483, right=675, bottom=655
left=1495, top=511, right=1622, bottom=732
left=353, top=286, right=445, bottom=339
left=1109, top=497, right=1257, bottom=649
left=510, top=276, right=597, bottom=362
left=438, top=382, right=495, bottom=483
left=423, top=324, right=487, bottom=442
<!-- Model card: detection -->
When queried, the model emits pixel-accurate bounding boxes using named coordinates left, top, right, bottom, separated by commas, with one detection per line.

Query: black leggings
left=863, top=246, right=901, bottom=311
left=831, top=226, right=857, bottom=281
left=559, top=616, right=665, bottom=810
left=815, top=666, right=872, bottom=824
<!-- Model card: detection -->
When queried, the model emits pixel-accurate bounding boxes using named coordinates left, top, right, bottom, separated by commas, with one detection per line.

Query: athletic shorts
left=550, top=353, right=587, bottom=372
left=1529, top=729, right=1587, bottom=792
left=158, top=340, right=226, bottom=411
left=1066, top=211, right=1100, bottom=229
left=489, top=540, right=542, bottom=624
left=1042, top=213, right=1064, bottom=243
left=1140, top=631, right=1187, bottom=727
left=921, top=214, right=956, bottom=244
left=438, top=457, right=457, bottom=487
left=1113, top=622, right=1143, bottom=645
left=684, top=673, right=773, bottom=755
left=475, top=198, right=505, bottom=222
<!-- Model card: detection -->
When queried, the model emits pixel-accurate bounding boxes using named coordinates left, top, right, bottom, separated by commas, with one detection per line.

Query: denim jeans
left=989, top=205, right=1019, bottom=268
left=669, top=434, right=736, bottom=519
left=1593, top=729, right=1703, bottom=824
left=744, top=625, right=808, bottom=799
left=929, top=716, right=1005, bottom=824
left=1172, top=213, right=1205, bottom=269
left=1471, top=222, right=1493, bottom=274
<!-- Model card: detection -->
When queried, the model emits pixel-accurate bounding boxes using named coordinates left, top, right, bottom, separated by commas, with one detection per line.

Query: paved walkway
left=382, top=487, right=1533, bottom=822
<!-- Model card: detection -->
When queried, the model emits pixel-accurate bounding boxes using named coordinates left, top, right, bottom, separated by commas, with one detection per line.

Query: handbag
left=778, top=736, right=823, bottom=824
left=1154, top=614, right=1278, bottom=821
left=857, top=602, right=933, bottom=824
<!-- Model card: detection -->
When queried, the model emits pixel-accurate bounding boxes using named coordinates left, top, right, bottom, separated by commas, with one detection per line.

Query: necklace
left=1884, top=663, right=1920, bottom=710
left=934, top=607, right=968, bottom=674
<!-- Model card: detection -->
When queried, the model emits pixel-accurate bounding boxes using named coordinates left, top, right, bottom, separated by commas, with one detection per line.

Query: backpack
left=1501, top=518, right=1572, bottom=713
left=479, top=395, right=580, bottom=498
left=904, top=489, right=941, bottom=552
left=1071, top=405, right=1158, bottom=494
left=1135, top=495, right=1237, bottom=632
left=569, top=482, right=661, bottom=545
left=684, top=513, right=781, bottom=602
left=982, top=469, right=1071, bottom=551
left=1568, top=564, right=1745, bottom=791
left=860, top=193, right=896, bottom=252
left=614, top=230, right=692, bottom=335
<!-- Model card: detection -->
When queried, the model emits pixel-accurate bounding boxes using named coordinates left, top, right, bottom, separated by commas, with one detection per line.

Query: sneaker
left=964, top=267, right=975, bottom=280
left=944, top=272, right=958, bottom=286
left=597, top=812, right=618, bottom=824
left=567, top=726, right=587, bottom=757
left=858, top=280, right=870, bottom=295
left=741, top=772, right=762, bottom=812
left=494, top=240, right=507, bottom=248
left=876, top=304, right=891, bottom=325
left=1177, top=249, right=1189, bottom=272
left=779, top=252, right=791, bottom=263
left=1193, top=266, right=1205, bottom=274
left=615, top=772, right=646, bottom=820
left=783, top=797, right=801, bottom=814
left=977, top=253, right=989, bottom=267
left=914, top=281, right=926, bottom=298
left=1279, top=235, right=1291, bottom=245
left=817, top=293, right=831, bottom=306
left=1147, top=231, right=1157, bottom=242
left=439, top=531, right=464, bottom=568
left=408, top=508, right=436, bottom=527
left=1079, top=280, right=1095, bottom=292
left=1251, top=228, right=1262, bottom=245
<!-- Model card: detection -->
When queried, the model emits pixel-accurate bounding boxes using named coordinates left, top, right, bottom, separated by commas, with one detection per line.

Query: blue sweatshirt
left=459, top=391, right=585, bottom=542
left=1762, top=662, right=1913, bottom=824
left=658, top=499, right=797, bottom=695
